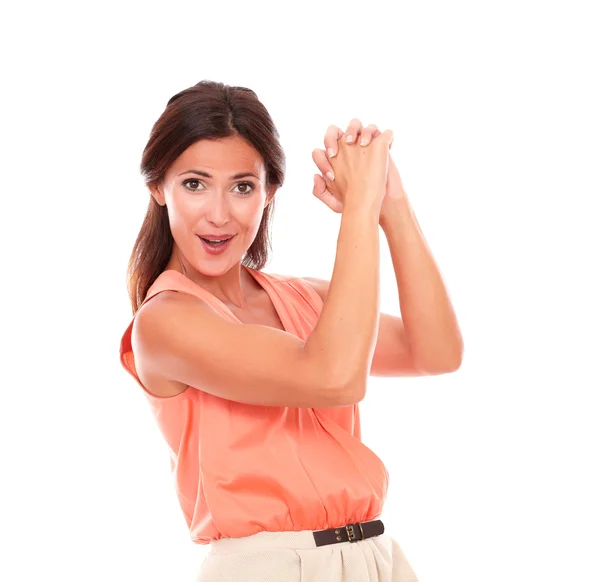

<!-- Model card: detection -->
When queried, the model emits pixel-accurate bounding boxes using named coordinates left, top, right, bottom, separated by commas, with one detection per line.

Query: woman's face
left=150, top=135, right=276, bottom=275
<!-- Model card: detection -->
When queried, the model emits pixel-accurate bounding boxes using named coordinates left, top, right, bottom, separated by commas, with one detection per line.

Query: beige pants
left=195, top=528, right=419, bottom=581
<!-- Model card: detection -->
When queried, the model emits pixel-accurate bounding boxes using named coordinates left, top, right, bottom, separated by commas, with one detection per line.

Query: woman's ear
left=264, top=185, right=277, bottom=208
left=149, top=184, right=166, bottom=206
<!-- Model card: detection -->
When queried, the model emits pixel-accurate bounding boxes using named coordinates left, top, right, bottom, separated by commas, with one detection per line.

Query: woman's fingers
left=312, top=143, right=343, bottom=213
left=311, top=147, right=336, bottom=182
left=380, top=128, right=395, bottom=148
left=316, top=120, right=387, bottom=182
left=325, top=124, right=344, bottom=159
left=312, top=174, right=343, bottom=214
left=343, top=118, right=364, bottom=145
left=359, top=124, right=381, bottom=146
left=314, top=119, right=390, bottom=215
left=326, top=120, right=382, bottom=156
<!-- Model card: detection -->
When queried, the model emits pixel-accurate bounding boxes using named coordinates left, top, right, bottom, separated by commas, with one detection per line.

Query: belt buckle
left=345, top=522, right=364, bottom=543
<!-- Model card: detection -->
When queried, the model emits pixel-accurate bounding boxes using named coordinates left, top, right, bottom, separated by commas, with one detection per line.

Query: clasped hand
left=311, top=118, right=407, bottom=216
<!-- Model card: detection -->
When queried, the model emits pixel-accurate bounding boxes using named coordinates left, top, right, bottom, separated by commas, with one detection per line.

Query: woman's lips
left=198, top=234, right=235, bottom=241
left=197, top=234, right=236, bottom=254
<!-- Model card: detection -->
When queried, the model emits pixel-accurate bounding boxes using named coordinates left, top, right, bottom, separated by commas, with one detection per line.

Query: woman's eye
left=234, top=182, right=255, bottom=195
left=182, top=179, right=255, bottom=195
left=183, top=179, right=203, bottom=191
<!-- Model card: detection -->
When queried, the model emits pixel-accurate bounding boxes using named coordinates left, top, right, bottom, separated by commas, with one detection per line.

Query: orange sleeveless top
left=119, top=265, right=389, bottom=545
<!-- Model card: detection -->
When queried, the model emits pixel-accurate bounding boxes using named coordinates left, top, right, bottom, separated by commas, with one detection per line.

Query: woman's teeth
left=202, top=238, right=230, bottom=245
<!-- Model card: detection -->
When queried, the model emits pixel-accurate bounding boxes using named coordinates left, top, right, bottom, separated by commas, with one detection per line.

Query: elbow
left=319, top=361, right=367, bottom=407
left=414, top=344, right=464, bottom=375
left=347, top=382, right=367, bottom=406
left=418, top=357, right=462, bottom=375
left=335, top=374, right=367, bottom=407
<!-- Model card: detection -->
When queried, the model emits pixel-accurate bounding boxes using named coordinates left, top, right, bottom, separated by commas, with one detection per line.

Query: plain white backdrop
left=1, top=0, right=598, bottom=581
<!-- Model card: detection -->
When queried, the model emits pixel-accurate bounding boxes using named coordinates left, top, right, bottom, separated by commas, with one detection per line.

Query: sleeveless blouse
left=119, top=266, right=389, bottom=544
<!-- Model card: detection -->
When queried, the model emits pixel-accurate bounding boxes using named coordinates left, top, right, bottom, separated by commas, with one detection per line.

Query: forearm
left=306, top=199, right=381, bottom=394
left=380, top=196, right=463, bottom=372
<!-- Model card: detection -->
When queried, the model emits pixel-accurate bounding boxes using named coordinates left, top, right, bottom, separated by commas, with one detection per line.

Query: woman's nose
left=205, top=192, right=230, bottom=222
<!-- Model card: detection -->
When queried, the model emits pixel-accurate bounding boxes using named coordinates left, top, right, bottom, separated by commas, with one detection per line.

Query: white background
left=1, top=1, right=598, bottom=581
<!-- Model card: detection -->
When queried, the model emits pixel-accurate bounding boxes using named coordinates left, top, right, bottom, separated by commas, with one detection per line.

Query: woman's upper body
left=120, top=81, right=421, bottom=545
left=119, top=264, right=389, bottom=545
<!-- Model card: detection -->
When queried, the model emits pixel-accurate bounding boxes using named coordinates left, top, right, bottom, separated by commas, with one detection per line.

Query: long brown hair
left=126, top=80, right=286, bottom=315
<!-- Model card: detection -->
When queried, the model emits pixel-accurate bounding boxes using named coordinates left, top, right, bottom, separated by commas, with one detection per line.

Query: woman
left=120, top=80, right=461, bottom=580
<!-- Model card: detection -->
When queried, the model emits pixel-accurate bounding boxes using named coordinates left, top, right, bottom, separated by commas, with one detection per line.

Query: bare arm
left=132, top=291, right=349, bottom=407
left=303, top=200, right=381, bottom=401
left=130, top=122, right=393, bottom=406
left=132, top=199, right=380, bottom=408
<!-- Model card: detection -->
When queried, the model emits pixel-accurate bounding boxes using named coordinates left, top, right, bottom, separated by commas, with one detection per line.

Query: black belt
left=312, top=519, right=384, bottom=547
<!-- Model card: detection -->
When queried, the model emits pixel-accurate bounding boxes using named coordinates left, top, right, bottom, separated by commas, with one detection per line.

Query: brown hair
left=126, top=80, right=286, bottom=315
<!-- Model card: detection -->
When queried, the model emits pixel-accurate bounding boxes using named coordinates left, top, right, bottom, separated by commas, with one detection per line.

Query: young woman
left=120, top=80, right=461, bottom=580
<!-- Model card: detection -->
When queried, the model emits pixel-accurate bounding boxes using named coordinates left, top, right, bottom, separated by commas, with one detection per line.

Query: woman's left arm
left=312, top=120, right=464, bottom=374
left=379, top=160, right=464, bottom=373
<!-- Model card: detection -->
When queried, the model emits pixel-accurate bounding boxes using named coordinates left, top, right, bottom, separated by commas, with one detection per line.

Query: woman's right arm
left=303, top=198, right=381, bottom=404
left=132, top=119, right=392, bottom=409
left=131, top=199, right=380, bottom=409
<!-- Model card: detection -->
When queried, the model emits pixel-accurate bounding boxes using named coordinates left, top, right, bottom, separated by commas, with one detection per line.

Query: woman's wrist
left=342, top=192, right=382, bottom=223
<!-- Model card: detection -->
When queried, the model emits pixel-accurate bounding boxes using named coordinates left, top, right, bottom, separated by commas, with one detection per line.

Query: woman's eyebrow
left=178, top=170, right=259, bottom=180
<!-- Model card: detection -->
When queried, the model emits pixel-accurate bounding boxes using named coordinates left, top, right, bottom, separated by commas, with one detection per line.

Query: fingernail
left=346, top=135, right=353, bottom=143
left=327, top=148, right=336, bottom=158
left=360, top=137, right=368, bottom=146
left=326, top=171, right=335, bottom=181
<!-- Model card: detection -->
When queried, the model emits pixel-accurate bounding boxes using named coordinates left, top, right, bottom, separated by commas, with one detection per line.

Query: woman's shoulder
left=260, top=269, right=319, bottom=287
left=298, top=276, right=329, bottom=303
left=260, top=270, right=326, bottom=310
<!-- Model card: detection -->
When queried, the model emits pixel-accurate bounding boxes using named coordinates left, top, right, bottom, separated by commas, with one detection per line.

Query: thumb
left=313, top=174, right=343, bottom=214
left=313, top=174, right=325, bottom=195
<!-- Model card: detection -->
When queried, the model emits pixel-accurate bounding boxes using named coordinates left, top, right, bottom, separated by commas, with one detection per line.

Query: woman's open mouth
left=197, top=234, right=236, bottom=255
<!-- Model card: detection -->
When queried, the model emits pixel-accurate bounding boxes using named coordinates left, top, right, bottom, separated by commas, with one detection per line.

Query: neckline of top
left=160, top=265, right=288, bottom=332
